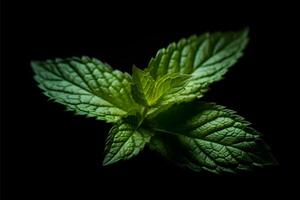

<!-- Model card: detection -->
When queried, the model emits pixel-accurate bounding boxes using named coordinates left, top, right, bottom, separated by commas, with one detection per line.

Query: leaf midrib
left=153, top=127, right=256, bottom=154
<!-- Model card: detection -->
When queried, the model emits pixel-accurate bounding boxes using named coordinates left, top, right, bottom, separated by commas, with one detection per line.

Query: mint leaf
left=103, top=122, right=152, bottom=165
left=131, top=66, right=156, bottom=106
left=149, top=102, right=277, bottom=174
left=147, top=29, right=249, bottom=105
left=131, top=66, right=189, bottom=107
left=32, top=56, right=140, bottom=123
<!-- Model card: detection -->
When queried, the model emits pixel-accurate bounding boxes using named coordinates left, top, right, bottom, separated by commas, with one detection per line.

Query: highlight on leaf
left=32, top=56, right=140, bottom=123
left=131, top=65, right=190, bottom=107
left=32, top=28, right=277, bottom=174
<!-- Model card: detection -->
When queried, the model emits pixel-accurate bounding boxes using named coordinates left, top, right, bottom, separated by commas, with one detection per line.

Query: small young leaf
left=149, top=101, right=277, bottom=174
left=103, top=122, right=152, bottom=165
left=131, top=66, right=189, bottom=107
left=32, top=56, right=140, bottom=123
left=131, top=66, right=156, bottom=106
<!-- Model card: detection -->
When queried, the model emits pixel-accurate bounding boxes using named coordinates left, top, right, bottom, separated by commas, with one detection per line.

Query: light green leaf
left=131, top=66, right=189, bottom=107
left=103, top=122, right=152, bottom=165
left=131, top=66, right=156, bottom=106
left=147, top=29, right=249, bottom=105
left=32, top=56, right=140, bottom=123
left=149, top=101, right=277, bottom=174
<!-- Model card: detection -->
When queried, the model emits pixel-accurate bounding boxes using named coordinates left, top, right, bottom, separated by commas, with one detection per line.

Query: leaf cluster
left=32, top=29, right=277, bottom=174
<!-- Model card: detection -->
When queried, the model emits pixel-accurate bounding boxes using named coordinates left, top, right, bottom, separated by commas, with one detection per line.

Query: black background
left=2, top=0, right=298, bottom=198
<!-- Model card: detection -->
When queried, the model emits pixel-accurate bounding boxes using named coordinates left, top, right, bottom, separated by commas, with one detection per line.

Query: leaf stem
left=152, top=127, right=182, bottom=137
left=137, top=106, right=148, bottom=127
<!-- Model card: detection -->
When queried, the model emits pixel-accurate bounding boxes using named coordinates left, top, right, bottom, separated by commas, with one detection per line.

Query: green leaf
left=32, top=56, right=140, bottom=123
left=131, top=66, right=156, bottom=106
left=149, top=101, right=277, bottom=174
left=103, top=122, right=152, bottom=165
left=131, top=66, right=189, bottom=107
left=147, top=29, right=249, bottom=105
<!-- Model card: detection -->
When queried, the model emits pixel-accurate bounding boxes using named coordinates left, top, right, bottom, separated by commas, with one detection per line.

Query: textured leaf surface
left=103, top=122, right=151, bottom=165
left=32, top=56, right=140, bottom=123
left=149, top=102, right=277, bottom=174
left=147, top=29, right=249, bottom=106
left=131, top=66, right=156, bottom=106
left=132, top=66, right=189, bottom=107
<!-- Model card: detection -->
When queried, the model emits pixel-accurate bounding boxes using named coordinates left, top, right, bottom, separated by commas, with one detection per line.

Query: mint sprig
left=32, top=28, right=277, bottom=174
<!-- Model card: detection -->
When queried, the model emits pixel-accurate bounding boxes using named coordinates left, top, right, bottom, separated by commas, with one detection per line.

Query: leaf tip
left=31, top=60, right=43, bottom=76
left=102, top=160, right=110, bottom=166
left=102, top=156, right=115, bottom=166
left=132, top=64, right=143, bottom=75
left=243, top=26, right=250, bottom=33
left=240, top=27, right=250, bottom=40
left=31, top=60, right=39, bottom=69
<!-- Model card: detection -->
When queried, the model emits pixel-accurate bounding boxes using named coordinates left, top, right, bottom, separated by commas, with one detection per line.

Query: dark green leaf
left=149, top=101, right=277, bottom=174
